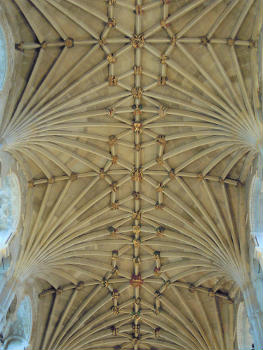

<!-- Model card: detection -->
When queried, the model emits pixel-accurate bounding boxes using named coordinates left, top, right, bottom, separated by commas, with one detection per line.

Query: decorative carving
left=156, top=226, right=165, bottom=236
left=208, top=289, right=216, bottom=297
left=111, top=155, right=118, bottom=164
left=160, top=19, right=170, bottom=28
left=48, top=177, right=55, bottom=184
left=200, top=36, right=210, bottom=46
left=160, top=55, right=168, bottom=64
left=135, top=143, right=141, bottom=151
left=108, top=226, right=118, bottom=237
left=130, top=274, right=143, bottom=287
left=109, top=135, right=117, bottom=146
left=56, top=287, right=63, bottom=295
left=198, top=173, right=204, bottom=181
left=112, top=306, right=119, bottom=315
left=111, top=326, right=118, bottom=336
left=108, top=108, right=115, bottom=118
left=133, top=105, right=143, bottom=114
left=134, top=65, right=142, bottom=75
left=131, top=34, right=144, bottom=48
left=28, top=181, right=34, bottom=188
left=135, top=5, right=143, bottom=15
left=108, top=18, right=116, bottom=27
left=102, top=278, right=109, bottom=288
left=131, top=87, right=143, bottom=99
left=155, top=202, right=164, bottom=209
left=171, top=35, right=177, bottom=46
left=112, top=250, right=118, bottom=259
left=98, top=38, right=105, bottom=46
left=70, top=173, right=78, bottom=182
left=99, top=168, right=106, bottom=179
left=155, top=327, right=161, bottom=338
left=131, top=168, right=143, bottom=182
left=132, top=191, right=140, bottom=200
left=158, top=76, right=168, bottom=85
left=111, top=200, right=119, bottom=209
left=169, top=169, right=175, bottom=179
left=110, top=182, right=118, bottom=192
left=133, top=122, right=143, bottom=133
left=157, top=135, right=166, bottom=145
left=133, top=256, right=141, bottom=264
left=107, top=54, right=116, bottom=63
left=227, top=38, right=235, bottom=46
left=133, top=238, right=141, bottom=247
left=156, top=183, right=164, bottom=192
left=133, top=225, right=141, bottom=234
left=134, top=297, right=141, bottom=305
left=156, top=157, right=164, bottom=165
left=159, top=105, right=168, bottom=118
left=189, top=284, right=196, bottom=293
left=64, top=38, right=74, bottom=48
left=76, top=281, right=84, bottom=290
left=41, top=41, right=47, bottom=49
left=15, top=42, right=24, bottom=51
left=109, top=75, right=118, bottom=86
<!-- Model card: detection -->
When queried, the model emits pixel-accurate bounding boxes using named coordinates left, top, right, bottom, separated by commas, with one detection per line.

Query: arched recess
left=0, top=26, right=7, bottom=90
left=245, top=154, right=263, bottom=348
left=1, top=296, right=32, bottom=350
left=250, top=165, right=263, bottom=270
left=0, top=2, right=14, bottom=125
left=0, top=171, right=21, bottom=255
left=237, top=302, right=254, bottom=350
left=4, top=337, right=27, bottom=350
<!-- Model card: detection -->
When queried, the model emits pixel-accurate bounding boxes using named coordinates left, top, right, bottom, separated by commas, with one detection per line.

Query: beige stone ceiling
left=1, top=0, right=263, bottom=349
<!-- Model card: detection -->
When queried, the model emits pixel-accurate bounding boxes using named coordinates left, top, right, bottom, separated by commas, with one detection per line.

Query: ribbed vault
left=0, top=0, right=263, bottom=349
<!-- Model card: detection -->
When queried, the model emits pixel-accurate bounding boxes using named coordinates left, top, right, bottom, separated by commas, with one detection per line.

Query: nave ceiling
left=0, top=0, right=263, bottom=349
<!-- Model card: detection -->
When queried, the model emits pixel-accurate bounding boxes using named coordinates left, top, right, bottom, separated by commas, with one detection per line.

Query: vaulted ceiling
left=1, top=0, right=263, bottom=349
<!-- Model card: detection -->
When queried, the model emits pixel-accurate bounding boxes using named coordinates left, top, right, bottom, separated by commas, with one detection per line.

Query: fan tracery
left=0, top=0, right=262, bottom=349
